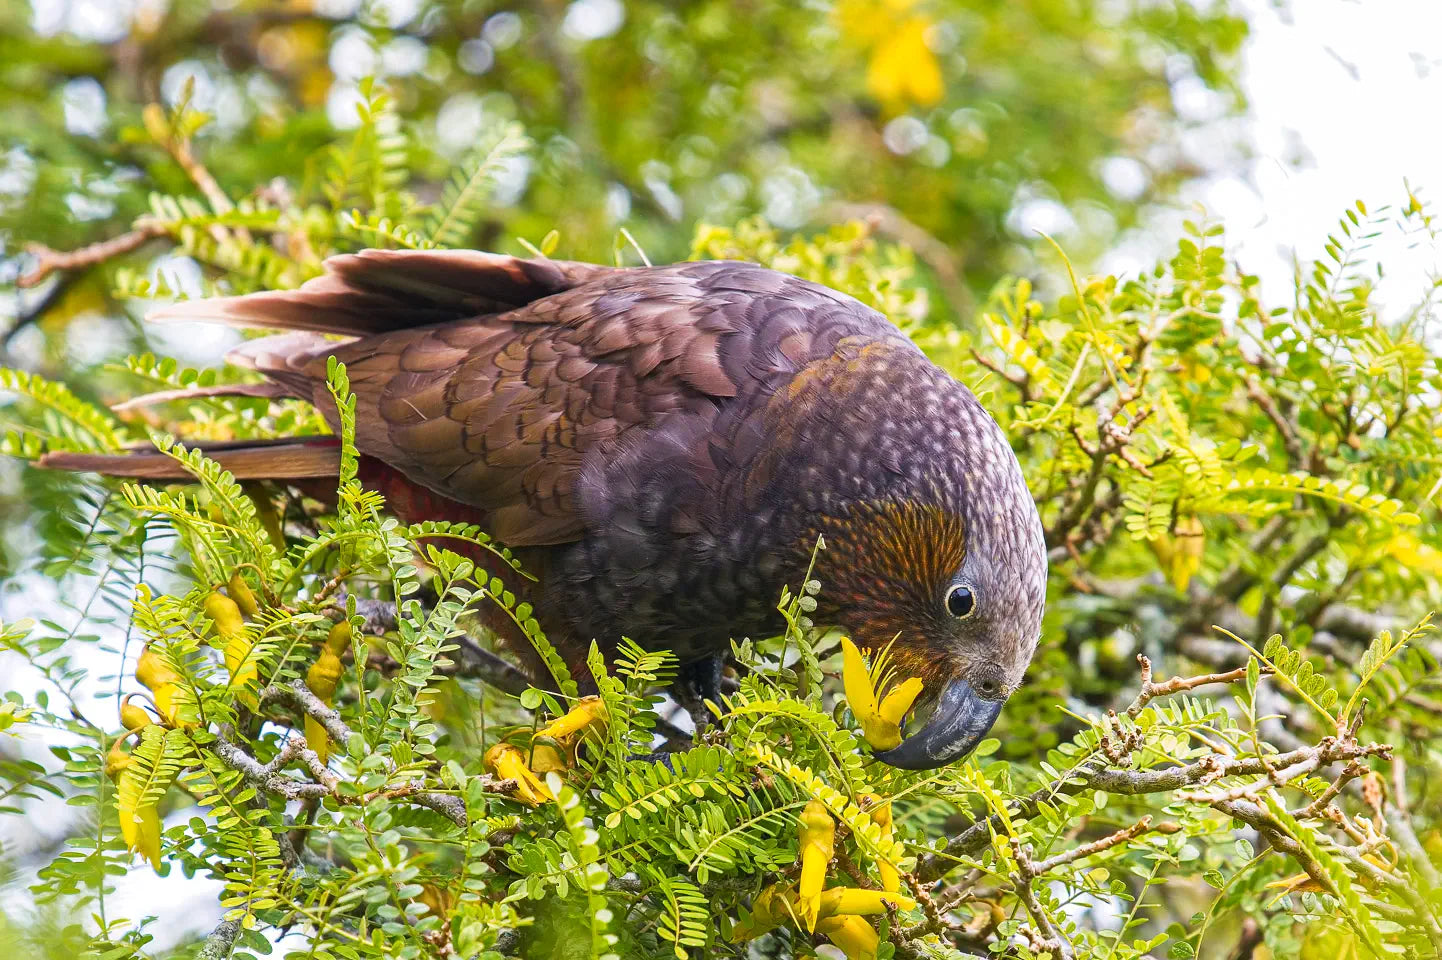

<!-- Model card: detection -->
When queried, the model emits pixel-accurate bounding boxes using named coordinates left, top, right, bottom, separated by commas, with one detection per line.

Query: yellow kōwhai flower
left=120, top=693, right=152, bottom=732
left=835, top=0, right=944, bottom=112
left=135, top=644, right=193, bottom=728
left=860, top=793, right=901, bottom=892
left=841, top=636, right=924, bottom=750
left=209, top=590, right=260, bottom=710
left=304, top=621, right=351, bottom=765
left=729, top=883, right=789, bottom=942
left=816, top=914, right=880, bottom=960
left=104, top=731, right=134, bottom=779
left=729, top=884, right=914, bottom=942
left=484, top=742, right=555, bottom=806
left=227, top=571, right=259, bottom=617
left=797, top=799, right=836, bottom=931
left=529, top=695, right=611, bottom=773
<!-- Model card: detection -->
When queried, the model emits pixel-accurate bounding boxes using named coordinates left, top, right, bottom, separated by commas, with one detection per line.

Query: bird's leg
left=627, top=656, right=728, bottom=767
left=675, top=654, right=725, bottom=734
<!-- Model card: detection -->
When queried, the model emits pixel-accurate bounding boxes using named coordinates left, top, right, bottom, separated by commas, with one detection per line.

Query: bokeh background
left=0, top=0, right=1438, bottom=951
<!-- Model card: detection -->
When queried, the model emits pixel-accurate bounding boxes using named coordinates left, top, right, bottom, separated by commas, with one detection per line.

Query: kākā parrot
left=40, top=250, right=1048, bottom=769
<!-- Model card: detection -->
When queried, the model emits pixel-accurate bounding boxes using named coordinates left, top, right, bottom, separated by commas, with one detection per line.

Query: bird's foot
left=674, top=655, right=725, bottom=733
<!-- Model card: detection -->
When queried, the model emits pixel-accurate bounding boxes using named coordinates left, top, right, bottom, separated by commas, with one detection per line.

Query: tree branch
left=260, top=681, right=355, bottom=749
left=197, top=918, right=242, bottom=960
left=1125, top=654, right=1267, bottom=718
left=1029, top=815, right=1177, bottom=876
left=210, top=729, right=331, bottom=802
left=17, top=224, right=167, bottom=288
left=1009, top=837, right=1076, bottom=960
left=917, top=734, right=1390, bottom=882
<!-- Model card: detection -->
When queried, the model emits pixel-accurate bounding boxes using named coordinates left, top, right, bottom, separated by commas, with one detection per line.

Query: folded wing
left=145, top=250, right=744, bottom=546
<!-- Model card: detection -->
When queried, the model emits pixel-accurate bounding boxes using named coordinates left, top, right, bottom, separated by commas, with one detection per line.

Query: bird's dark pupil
left=947, top=586, right=974, bottom=617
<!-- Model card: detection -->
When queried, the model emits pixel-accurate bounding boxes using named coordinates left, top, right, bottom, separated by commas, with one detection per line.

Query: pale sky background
left=3, top=0, right=1441, bottom=951
left=1129, top=0, right=1442, bottom=311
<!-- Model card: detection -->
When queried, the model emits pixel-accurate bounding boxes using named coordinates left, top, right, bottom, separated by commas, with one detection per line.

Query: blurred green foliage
left=0, top=0, right=1246, bottom=317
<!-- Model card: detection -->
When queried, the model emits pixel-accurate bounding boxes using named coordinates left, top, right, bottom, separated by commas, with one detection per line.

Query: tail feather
left=38, top=440, right=341, bottom=480
left=145, top=249, right=611, bottom=336
left=109, top=381, right=290, bottom=412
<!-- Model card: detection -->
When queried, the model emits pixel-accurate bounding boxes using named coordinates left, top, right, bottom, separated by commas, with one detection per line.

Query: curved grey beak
left=871, top=677, right=1005, bottom=770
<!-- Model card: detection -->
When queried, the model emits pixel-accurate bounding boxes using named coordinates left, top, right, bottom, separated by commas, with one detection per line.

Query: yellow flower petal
left=861, top=794, right=902, bottom=892
left=797, top=799, right=836, bottom=932
left=536, top=696, right=607, bottom=741
left=205, top=592, right=245, bottom=642
left=227, top=571, right=259, bottom=617
left=528, top=742, right=570, bottom=774
left=844, top=638, right=925, bottom=750
left=730, top=883, right=791, bottom=942
left=818, top=887, right=915, bottom=917
left=841, top=637, right=880, bottom=720
left=135, top=645, right=195, bottom=728
left=866, top=16, right=944, bottom=111
left=117, top=739, right=165, bottom=870
left=304, top=647, right=343, bottom=764
left=119, top=694, right=151, bottom=732
left=878, top=676, right=923, bottom=727
left=484, top=743, right=555, bottom=806
left=104, top=733, right=134, bottom=779
left=324, top=620, right=352, bottom=657
left=135, top=644, right=181, bottom=691
left=816, top=914, right=880, bottom=960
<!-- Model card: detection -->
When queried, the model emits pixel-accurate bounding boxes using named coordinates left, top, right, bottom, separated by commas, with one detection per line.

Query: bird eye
left=945, top=583, right=976, bottom=619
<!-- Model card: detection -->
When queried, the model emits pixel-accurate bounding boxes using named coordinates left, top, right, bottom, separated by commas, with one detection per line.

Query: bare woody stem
left=196, top=918, right=242, bottom=960
left=210, top=728, right=331, bottom=803
left=1125, top=654, right=1269, bottom=718
left=19, top=99, right=245, bottom=293
left=1029, top=816, right=1178, bottom=876
left=942, top=818, right=1176, bottom=960
left=18, top=224, right=168, bottom=288
left=204, top=680, right=513, bottom=830
left=1009, top=837, right=1076, bottom=960
left=917, top=730, right=1389, bottom=881
left=260, top=681, right=355, bottom=750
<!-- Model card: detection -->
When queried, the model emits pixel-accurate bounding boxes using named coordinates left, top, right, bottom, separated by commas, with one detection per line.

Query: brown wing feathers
left=36, top=250, right=746, bottom=549
left=38, top=251, right=610, bottom=491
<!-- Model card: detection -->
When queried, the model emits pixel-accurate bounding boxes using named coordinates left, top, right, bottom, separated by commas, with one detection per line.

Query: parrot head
left=804, top=361, right=1048, bottom=770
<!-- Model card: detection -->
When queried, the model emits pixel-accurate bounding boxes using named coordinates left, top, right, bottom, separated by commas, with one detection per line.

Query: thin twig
left=1295, top=760, right=1363, bottom=819
left=1246, top=377, right=1304, bottom=467
left=260, top=681, right=355, bottom=748
left=1389, top=749, right=1442, bottom=888
left=916, top=737, right=1391, bottom=882
left=237, top=682, right=484, bottom=828
left=1125, top=654, right=1267, bottom=718
left=1009, top=838, right=1077, bottom=960
left=210, top=729, right=331, bottom=802
left=1029, top=816, right=1178, bottom=875
left=17, top=224, right=168, bottom=288
left=827, top=201, right=974, bottom=320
